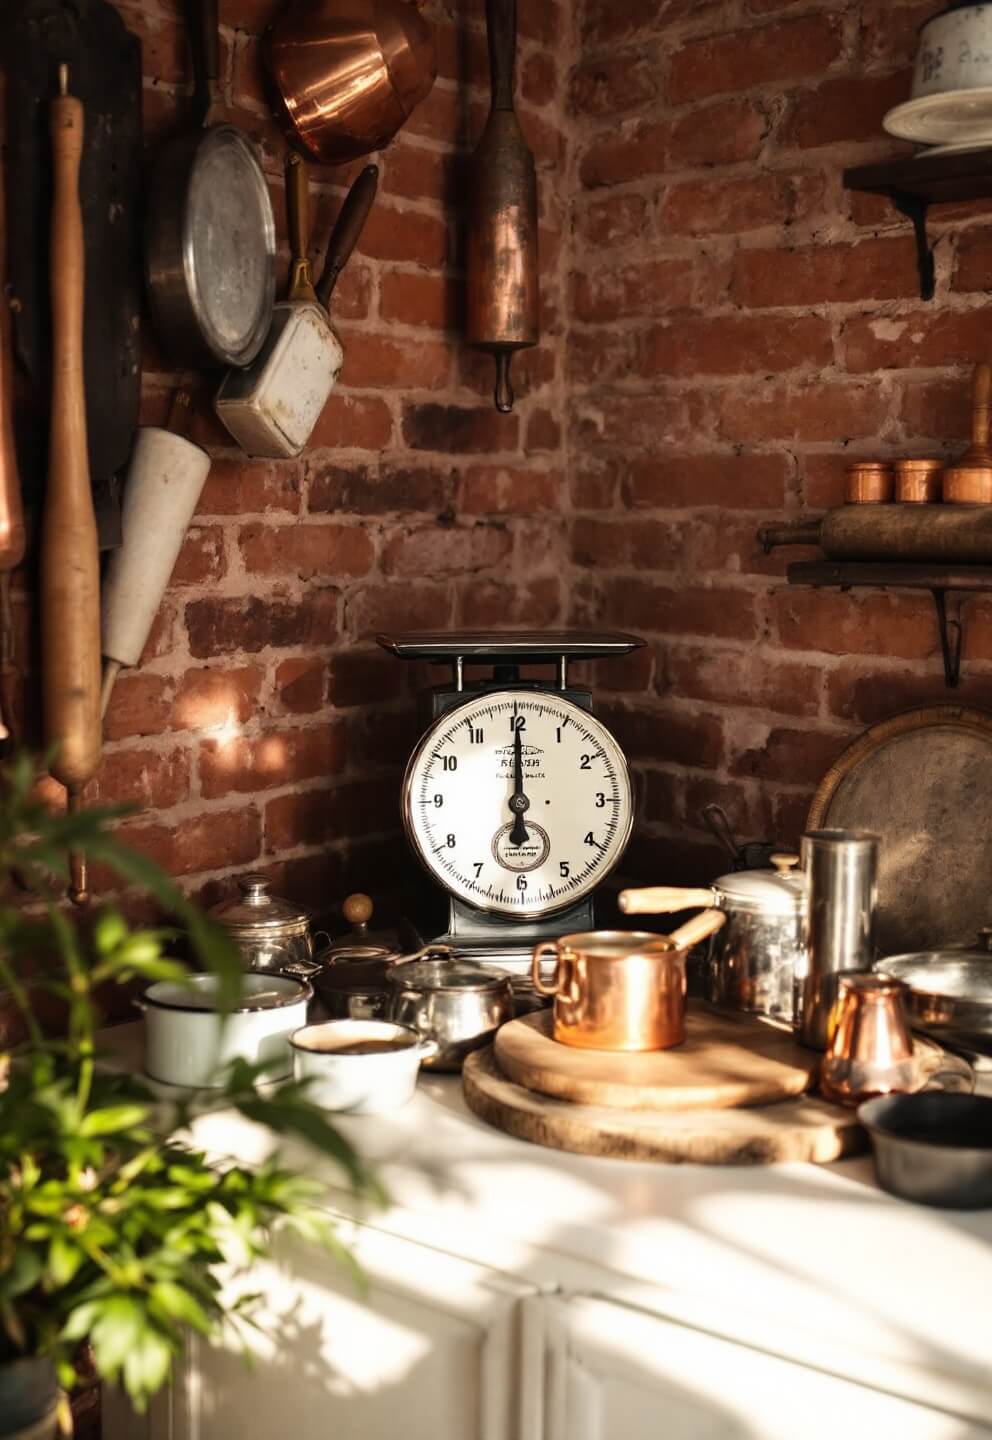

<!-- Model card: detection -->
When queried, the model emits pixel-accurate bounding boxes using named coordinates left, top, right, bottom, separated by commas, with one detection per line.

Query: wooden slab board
left=463, top=1041, right=972, bottom=1167
left=494, top=1007, right=817, bottom=1112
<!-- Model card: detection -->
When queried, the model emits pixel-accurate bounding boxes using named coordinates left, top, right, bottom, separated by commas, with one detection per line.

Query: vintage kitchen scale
left=377, top=631, right=644, bottom=970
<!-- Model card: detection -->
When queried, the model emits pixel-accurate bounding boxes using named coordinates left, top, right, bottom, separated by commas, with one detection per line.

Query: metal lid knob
left=240, top=873, right=273, bottom=905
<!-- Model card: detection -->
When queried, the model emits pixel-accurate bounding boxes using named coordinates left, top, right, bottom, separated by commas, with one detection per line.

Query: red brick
left=518, top=0, right=562, bottom=46
left=782, top=71, right=911, bottom=150
left=92, top=747, right=191, bottom=810
left=457, top=576, right=561, bottom=628
left=197, top=459, right=302, bottom=516
left=402, top=403, right=519, bottom=454
left=171, top=667, right=265, bottom=732
left=639, top=312, right=833, bottom=377
left=718, top=381, right=884, bottom=442
left=117, top=807, right=262, bottom=877
left=825, top=662, right=992, bottom=725
left=273, top=658, right=326, bottom=715
left=573, top=387, right=711, bottom=448
left=309, top=393, right=394, bottom=450
left=573, top=258, right=695, bottom=321
left=239, top=522, right=375, bottom=579
left=526, top=409, right=561, bottom=452
left=729, top=724, right=847, bottom=786
left=380, top=270, right=461, bottom=331
left=265, top=780, right=395, bottom=853
left=575, top=194, right=650, bottom=249
left=772, top=587, right=939, bottom=661
left=382, top=143, right=453, bottom=205
left=309, top=461, right=453, bottom=514
left=603, top=578, right=760, bottom=641
left=661, top=171, right=824, bottom=236
left=662, top=646, right=822, bottom=718
left=571, top=516, right=681, bottom=571
left=186, top=591, right=339, bottom=659
left=346, top=584, right=452, bottom=637
left=953, top=228, right=992, bottom=292
left=326, top=650, right=397, bottom=707
left=569, top=55, right=659, bottom=117
left=582, top=0, right=665, bottom=46
left=103, top=674, right=174, bottom=742
left=625, top=452, right=790, bottom=510
left=568, top=328, right=635, bottom=386
left=382, top=522, right=512, bottom=578
left=358, top=205, right=448, bottom=267
left=861, top=0, right=936, bottom=70
left=339, top=331, right=450, bottom=389
left=732, top=237, right=920, bottom=308
left=841, top=308, right=992, bottom=371
left=200, top=723, right=344, bottom=798
left=602, top=700, right=725, bottom=770
left=433, top=18, right=489, bottom=88
left=170, top=526, right=227, bottom=586
left=579, top=122, right=669, bottom=189
left=522, top=52, right=557, bottom=107
left=667, top=98, right=768, bottom=167
left=669, top=15, right=845, bottom=104
left=682, top=774, right=773, bottom=844
left=460, top=465, right=560, bottom=514
left=900, top=378, right=973, bottom=445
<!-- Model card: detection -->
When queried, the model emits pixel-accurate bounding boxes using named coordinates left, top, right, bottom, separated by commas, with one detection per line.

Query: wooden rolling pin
left=42, top=66, right=101, bottom=904
left=761, top=505, right=992, bottom=562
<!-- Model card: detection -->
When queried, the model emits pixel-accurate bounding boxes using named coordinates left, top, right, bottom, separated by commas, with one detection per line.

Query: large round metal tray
left=875, top=953, right=992, bottom=1036
left=808, top=706, right=992, bottom=955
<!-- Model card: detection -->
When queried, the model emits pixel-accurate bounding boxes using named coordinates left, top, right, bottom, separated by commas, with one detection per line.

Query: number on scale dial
left=402, top=689, right=633, bottom=919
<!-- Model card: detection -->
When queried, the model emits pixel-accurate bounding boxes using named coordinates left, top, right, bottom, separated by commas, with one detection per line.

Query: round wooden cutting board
left=493, top=1007, right=817, bottom=1111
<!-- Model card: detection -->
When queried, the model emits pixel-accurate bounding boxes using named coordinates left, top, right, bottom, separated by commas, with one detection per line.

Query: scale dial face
left=402, top=689, right=633, bottom=919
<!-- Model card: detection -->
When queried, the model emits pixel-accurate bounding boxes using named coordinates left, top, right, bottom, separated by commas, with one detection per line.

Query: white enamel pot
left=138, top=971, right=312, bottom=1088
left=290, top=1019, right=437, bottom=1113
left=914, top=3, right=992, bottom=98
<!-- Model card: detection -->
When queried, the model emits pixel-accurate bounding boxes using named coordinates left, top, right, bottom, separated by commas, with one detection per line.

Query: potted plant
left=0, top=756, right=383, bottom=1438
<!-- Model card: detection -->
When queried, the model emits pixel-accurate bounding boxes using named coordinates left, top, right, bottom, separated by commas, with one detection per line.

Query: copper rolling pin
left=0, top=100, right=27, bottom=742
left=466, top=0, right=538, bottom=414
left=42, top=66, right=102, bottom=904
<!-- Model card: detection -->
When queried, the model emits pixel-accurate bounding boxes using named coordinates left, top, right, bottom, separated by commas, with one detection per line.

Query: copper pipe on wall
left=466, top=0, right=539, bottom=414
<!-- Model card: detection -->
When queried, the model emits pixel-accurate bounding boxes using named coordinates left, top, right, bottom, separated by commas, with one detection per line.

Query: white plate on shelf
left=884, top=89, right=992, bottom=146
left=915, top=139, right=992, bottom=159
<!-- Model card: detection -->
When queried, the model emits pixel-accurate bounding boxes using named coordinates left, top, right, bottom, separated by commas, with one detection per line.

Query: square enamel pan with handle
left=145, top=0, right=276, bottom=369
left=215, top=160, right=378, bottom=458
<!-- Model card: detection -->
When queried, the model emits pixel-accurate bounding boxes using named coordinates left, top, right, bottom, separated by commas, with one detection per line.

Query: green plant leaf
left=79, top=1105, right=149, bottom=1138
left=47, top=1234, right=83, bottom=1287
left=122, top=1325, right=174, bottom=1408
left=148, top=1282, right=212, bottom=1336
left=89, top=1296, right=147, bottom=1377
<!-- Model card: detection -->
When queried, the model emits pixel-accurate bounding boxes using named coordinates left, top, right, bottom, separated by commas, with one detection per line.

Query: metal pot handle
left=531, top=941, right=562, bottom=996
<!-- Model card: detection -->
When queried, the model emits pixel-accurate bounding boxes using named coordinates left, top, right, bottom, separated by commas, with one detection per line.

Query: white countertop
left=114, top=1024, right=992, bottom=1428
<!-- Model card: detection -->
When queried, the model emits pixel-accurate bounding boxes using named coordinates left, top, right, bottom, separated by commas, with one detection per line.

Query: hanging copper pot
left=265, top=0, right=436, bottom=166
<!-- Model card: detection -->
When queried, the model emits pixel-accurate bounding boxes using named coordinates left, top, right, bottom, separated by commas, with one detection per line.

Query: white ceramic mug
left=290, top=1019, right=437, bottom=1114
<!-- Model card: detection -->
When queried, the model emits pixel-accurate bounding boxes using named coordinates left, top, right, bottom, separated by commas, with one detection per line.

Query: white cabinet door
left=544, top=1294, right=992, bottom=1440
left=103, top=1221, right=540, bottom=1440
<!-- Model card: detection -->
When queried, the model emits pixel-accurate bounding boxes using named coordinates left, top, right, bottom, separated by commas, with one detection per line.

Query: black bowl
left=859, top=1091, right=992, bottom=1209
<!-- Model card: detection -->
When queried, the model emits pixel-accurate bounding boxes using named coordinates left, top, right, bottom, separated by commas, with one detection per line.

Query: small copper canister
left=895, top=457, right=943, bottom=503
left=845, top=461, right=893, bottom=504
left=531, top=912, right=725, bottom=1052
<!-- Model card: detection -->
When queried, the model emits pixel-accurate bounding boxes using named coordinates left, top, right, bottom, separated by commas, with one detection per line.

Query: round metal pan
left=874, top=952, right=992, bottom=1037
left=144, top=0, right=275, bottom=369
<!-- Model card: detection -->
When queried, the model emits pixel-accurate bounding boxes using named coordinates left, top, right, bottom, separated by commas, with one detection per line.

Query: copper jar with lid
left=895, top=458, right=943, bottom=503
left=845, top=461, right=893, bottom=504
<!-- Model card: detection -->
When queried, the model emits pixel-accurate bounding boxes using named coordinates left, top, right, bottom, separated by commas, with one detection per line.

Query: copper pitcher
left=266, top=0, right=436, bottom=166
left=819, top=972, right=916, bottom=1107
left=531, top=912, right=725, bottom=1053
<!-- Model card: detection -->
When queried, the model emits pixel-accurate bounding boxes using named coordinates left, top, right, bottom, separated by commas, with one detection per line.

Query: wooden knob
left=343, top=892, right=373, bottom=930
left=770, top=853, right=800, bottom=875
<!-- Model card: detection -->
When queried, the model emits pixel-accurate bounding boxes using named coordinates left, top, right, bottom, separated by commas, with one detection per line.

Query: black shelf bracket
left=892, top=193, right=936, bottom=302
left=932, top=588, right=965, bottom=688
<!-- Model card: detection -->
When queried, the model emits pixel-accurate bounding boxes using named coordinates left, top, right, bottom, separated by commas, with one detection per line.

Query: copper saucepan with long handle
left=531, top=912, right=726, bottom=1052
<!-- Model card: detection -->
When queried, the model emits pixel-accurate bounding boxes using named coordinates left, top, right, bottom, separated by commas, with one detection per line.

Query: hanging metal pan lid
left=144, top=0, right=276, bottom=369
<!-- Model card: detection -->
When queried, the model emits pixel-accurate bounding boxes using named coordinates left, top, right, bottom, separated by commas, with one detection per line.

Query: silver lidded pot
left=619, top=854, right=807, bottom=1024
left=386, top=948, right=514, bottom=1072
left=209, top=873, right=322, bottom=977
left=312, top=895, right=401, bottom=1022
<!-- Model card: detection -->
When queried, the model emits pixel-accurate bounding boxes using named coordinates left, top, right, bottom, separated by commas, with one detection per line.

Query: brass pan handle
left=531, top=940, right=562, bottom=996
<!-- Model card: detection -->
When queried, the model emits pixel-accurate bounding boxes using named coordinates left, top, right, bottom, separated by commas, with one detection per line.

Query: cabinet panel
left=546, top=1295, right=991, bottom=1440
left=104, top=1223, right=538, bottom=1440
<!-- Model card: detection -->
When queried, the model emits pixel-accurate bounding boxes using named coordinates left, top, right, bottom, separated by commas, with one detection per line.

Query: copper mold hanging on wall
left=466, top=0, right=539, bottom=414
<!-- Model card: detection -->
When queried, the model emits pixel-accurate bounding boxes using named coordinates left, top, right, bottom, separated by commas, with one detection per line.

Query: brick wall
left=567, top=0, right=992, bottom=887
left=8, top=0, right=571, bottom=924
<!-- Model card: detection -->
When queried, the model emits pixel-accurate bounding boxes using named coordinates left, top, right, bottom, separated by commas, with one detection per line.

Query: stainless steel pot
left=620, top=856, right=807, bottom=1024
left=209, top=874, right=324, bottom=976
left=385, top=948, right=513, bottom=1072
left=874, top=945, right=992, bottom=1043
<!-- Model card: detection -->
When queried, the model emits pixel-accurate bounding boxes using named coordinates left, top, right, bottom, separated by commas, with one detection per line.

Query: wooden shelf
left=843, top=147, right=992, bottom=300
left=787, top=560, right=992, bottom=688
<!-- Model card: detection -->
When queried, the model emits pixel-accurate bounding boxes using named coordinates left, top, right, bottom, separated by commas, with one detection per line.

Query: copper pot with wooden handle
left=42, top=66, right=102, bottom=903
left=530, top=912, right=726, bottom=1052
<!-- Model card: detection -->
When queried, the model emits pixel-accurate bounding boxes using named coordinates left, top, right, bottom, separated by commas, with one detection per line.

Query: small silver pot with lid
left=209, top=873, right=323, bottom=977
left=385, top=948, right=514, bottom=1072
left=620, top=855, right=807, bottom=1024
left=311, top=893, right=404, bottom=1021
